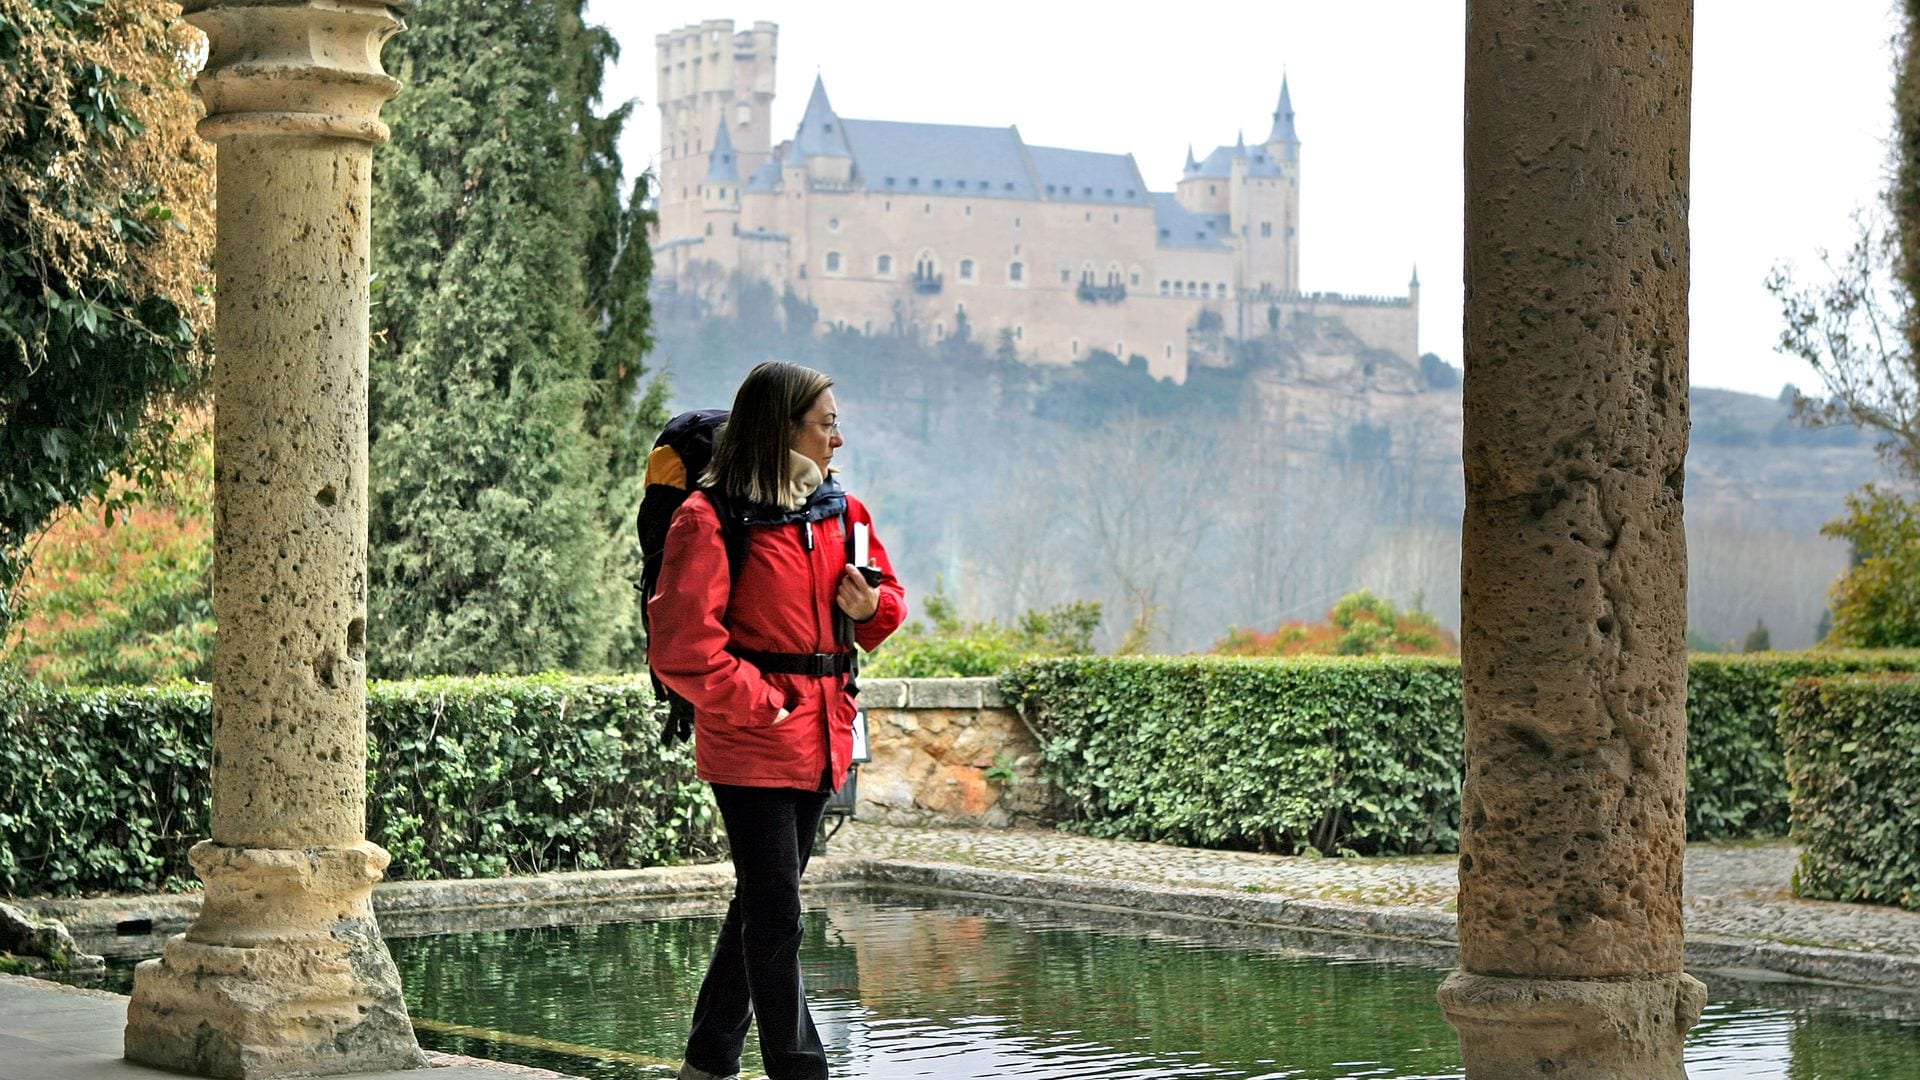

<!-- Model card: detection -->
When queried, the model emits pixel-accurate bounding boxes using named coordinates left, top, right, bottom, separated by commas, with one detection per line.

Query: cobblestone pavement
left=834, top=822, right=1920, bottom=958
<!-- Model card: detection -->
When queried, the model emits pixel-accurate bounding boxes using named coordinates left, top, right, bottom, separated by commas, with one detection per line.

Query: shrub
left=0, top=674, right=720, bottom=896
left=866, top=592, right=1100, bottom=678
left=1821, top=486, right=1920, bottom=647
left=1780, top=675, right=1920, bottom=909
left=1003, top=656, right=1464, bottom=855
left=1687, top=651, right=1920, bottom=840
left=1214, top=590, right=1456, bottom=658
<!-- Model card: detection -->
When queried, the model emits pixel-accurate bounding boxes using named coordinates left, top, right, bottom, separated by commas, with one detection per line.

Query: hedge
left=1687, top=651, right=1920, bottom=840
left=1003, top=656, right=1465, bottom=855
left=1780, top=675, right=1920, bottom=910
left=0, top=675, right=722, bottom=897
left=1004, top=651, right=1920, bottom=855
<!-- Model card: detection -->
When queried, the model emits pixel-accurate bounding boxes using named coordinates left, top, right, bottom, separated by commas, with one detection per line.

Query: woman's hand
left=836, top=564, right=880, bottom=622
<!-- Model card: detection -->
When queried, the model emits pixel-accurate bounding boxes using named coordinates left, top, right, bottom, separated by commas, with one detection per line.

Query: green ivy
left=1002, top=656, right=1465, bottom=855
left=1780, top=675, right=1920, bottom=910
left=0, top=674, right=721, bottom=896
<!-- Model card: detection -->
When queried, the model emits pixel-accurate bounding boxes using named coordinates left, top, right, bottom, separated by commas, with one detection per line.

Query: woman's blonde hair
left=703, top=360, right=835, bottom=505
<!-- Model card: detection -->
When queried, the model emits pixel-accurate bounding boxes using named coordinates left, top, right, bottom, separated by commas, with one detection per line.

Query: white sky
left=584, top=1, right=1901, bottom=397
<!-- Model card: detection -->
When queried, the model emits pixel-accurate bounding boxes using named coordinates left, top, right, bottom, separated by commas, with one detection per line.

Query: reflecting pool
left=379, top=887, right=1920, bottom=1080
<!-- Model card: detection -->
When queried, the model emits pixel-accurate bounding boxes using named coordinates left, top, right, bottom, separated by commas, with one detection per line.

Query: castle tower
left=1260, top=76, right=1302, bottom=295
left=654, top=20, right=777, bottom=248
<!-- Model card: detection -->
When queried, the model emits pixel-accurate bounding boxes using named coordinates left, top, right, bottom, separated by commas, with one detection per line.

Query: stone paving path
left=834, top=822, right=1920, bottom=959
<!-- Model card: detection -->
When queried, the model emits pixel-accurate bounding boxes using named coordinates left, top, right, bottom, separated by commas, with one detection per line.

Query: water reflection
left=374, top=887, right=1920, bottom=1080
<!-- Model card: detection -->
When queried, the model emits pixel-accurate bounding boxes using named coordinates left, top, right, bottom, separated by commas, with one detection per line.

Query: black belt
left=729, top=647, right=854, bottom=677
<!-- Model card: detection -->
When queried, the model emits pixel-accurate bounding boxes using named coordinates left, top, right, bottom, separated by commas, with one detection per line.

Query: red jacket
left=648, top=490, right=907, bottom=790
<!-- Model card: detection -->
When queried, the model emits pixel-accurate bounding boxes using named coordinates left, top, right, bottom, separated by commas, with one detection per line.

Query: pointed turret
left=1185, top=143, right=1198, bottom=173
left=703, top=122, right=740, bottom=182
left=1236, top=129, right=1246, bottom=152
left=1410, top=264, right=1421, bottom=288
left=1266, top=75, right=1300, bottom=161
left=792, top=75, right=851, bottom=159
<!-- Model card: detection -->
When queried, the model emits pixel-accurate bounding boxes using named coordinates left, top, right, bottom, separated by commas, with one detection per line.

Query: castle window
left=827, top=218, right=841, bottom=232
left=1060, top=268, right=1070, bottom=283
left=824, top=122, right=834, bottom=133
left=924, top=203, right=932, bottom=214
left=885, top=200, right=892, bottom=211
left=1218, top=282, right=1228, bottom=295
left=1209, top=184, right=1217, bottom=195
left=980, top=180, right=989, bottom=189
left=1159, top=280, right=1168, bottom=295
left=910, top=178, right=919, bottom=187
left=1071, top=339, right=1081, bottom=357
left=825, top=251, right=842, bottom=272
left=959, top=259, right=975, bottom=281
left=935, top=322, right=945, bottom=339
left=876, top=254, right=893, bottom=275
left=1082, top=186, right=1092, bottom=196
left=1126, top=189, right=1137, bottom=198
left=933, top=179, right=943, bottom=190
left=1084, top=212, right=1091, bottom=222
left=1009, top=261, right=1024, bottom=282
left=1004, top=182, right=1015, bottom=192
left=1015, top=325, right=1023, bottom=339
left=1200, top=282, right=1211, bottom=298
left=965, top=205, right=972, bottom=217
left=705, top=223, right=712, bottom=236
left=1130, top=269, right=1141, bottom=287
left=1159, top=228, right=1170, bottom=239
left=1166, top=344, right=1174, bottom=360
left=1046, top=184, right=1056, bottom=195
left=1112, top=213, right=1120, bottom=224
left=886, top=177, right=896, bottom=187
left=1262, top=222, right=1273, bottom=238
left=1014, top=217, right=1022, bottom=229
left=1105, top=188, right=1114, bottom=197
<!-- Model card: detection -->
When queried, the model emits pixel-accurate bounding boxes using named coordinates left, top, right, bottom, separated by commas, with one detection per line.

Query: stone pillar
left=1438, top=3, right=1706, bottom=1078
left=123, top=3, right=422, bottom=1077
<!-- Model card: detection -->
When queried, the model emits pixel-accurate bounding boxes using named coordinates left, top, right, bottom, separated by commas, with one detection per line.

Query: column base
left=124, top=841, right=426, bottom=1079
left=1437, top=969, right=1706, bottom=1079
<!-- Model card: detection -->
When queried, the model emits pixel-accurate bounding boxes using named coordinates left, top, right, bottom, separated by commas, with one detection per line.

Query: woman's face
left=791, top=388, right=843, bottom=475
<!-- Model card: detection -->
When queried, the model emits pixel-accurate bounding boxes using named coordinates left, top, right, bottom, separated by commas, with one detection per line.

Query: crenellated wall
left=854, top=679, right=1061, bottom=828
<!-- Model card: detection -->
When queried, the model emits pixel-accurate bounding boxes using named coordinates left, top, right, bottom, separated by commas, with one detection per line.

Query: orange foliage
left=1213, top=590, right=1458, bottom=658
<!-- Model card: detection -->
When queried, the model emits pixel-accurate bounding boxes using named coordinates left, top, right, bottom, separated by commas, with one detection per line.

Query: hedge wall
left=0, top=675, right=722, bottom=897
left=1687, top=651, right=1920, bottom=840
left=1780, top=675, right=1920, bottom=910
left=1005, top=651, right=1920, bottom=854
left=1003, top=657, right=1465, bottom=856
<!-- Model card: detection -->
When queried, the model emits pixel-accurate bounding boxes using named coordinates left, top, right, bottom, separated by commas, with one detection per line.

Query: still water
left=377, top=887, right=1920, bottom=1080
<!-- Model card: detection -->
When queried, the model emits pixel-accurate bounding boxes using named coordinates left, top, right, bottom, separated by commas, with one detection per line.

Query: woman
left=649, top=360, right=907, bottom=1080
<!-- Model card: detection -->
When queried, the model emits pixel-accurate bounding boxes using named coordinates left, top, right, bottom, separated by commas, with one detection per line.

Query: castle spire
left=1410, top=263, right=1421, bottom=288
left=703, top=121, right=739, bottom=182
left=793, top=74, right=851, bottom=159
left=1185, top=143, right=1198, bottom=173
left=1267, top=74, right=1300, bottom=160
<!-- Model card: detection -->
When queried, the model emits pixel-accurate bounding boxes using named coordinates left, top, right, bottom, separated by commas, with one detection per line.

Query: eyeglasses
left=797, top=419, right=842, bottom=435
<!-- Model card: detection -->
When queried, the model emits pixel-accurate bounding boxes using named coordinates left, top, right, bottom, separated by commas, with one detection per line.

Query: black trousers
left=684, top=782, right=832, bottom=1080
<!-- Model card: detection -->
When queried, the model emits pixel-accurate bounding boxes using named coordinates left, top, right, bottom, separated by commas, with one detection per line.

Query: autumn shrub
left=1821, top=485, right=1920, bottom=647
left=6, top=422, right=213, bottom=684
left=1213, top=589, right=1457, bottom=658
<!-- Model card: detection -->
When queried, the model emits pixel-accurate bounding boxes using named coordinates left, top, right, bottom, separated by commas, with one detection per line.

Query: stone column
left=123, top=3, right=422, bottom=1077
left=1438, top=3, right=1706, bottom=1078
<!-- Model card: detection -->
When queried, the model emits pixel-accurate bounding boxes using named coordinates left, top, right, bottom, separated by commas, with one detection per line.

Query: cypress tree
left=368, top=0, right=661, bottom=677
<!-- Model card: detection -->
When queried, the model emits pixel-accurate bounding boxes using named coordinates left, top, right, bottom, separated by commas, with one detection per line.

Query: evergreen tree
left=368, top=0, right=662, bottom=677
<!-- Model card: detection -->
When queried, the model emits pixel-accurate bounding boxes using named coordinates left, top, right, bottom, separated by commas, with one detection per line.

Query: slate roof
left=703, top=123, right=740, bottom=182
left=1267, top=76, right=1300, bottom=160
left=839, top=119, right=1038, bottom=199
left=1027, top=146, right=1150, bottom=205
left=1152, top=194, right=1231, bottom=250
left=793, top=76, right=852, bottom=159
left=1187, top=141, right=1287, bottom=181
left=745, top=145, right=783, bottom=192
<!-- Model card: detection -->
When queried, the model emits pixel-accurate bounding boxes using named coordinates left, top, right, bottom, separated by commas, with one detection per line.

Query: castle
left=651, top=19, right=1419, bottom=383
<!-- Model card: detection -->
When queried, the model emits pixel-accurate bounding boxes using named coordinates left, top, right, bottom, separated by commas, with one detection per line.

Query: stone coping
left=23, top=855, right=1920, bottom=995
left=857, top=677, right=1008, bottom=709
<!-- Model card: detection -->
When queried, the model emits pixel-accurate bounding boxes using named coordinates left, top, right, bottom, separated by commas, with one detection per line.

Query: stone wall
left=854, top=678, right=1060, bottom=827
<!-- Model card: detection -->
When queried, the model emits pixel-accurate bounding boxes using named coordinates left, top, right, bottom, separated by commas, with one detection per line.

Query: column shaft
left=1442, top=1, right=1705, bottom=1075
left=124, top=3, right=422, bottom=1077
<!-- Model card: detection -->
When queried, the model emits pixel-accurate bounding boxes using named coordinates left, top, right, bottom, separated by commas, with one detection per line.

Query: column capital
left=184, top=0, right=406, bottom=144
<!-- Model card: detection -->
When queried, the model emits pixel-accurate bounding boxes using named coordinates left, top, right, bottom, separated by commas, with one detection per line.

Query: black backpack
left=637, top=410, right=859, bottom=744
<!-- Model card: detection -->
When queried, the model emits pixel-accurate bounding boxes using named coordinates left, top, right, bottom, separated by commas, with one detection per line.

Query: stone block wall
left=854, top=678, right=1060, bottom=827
